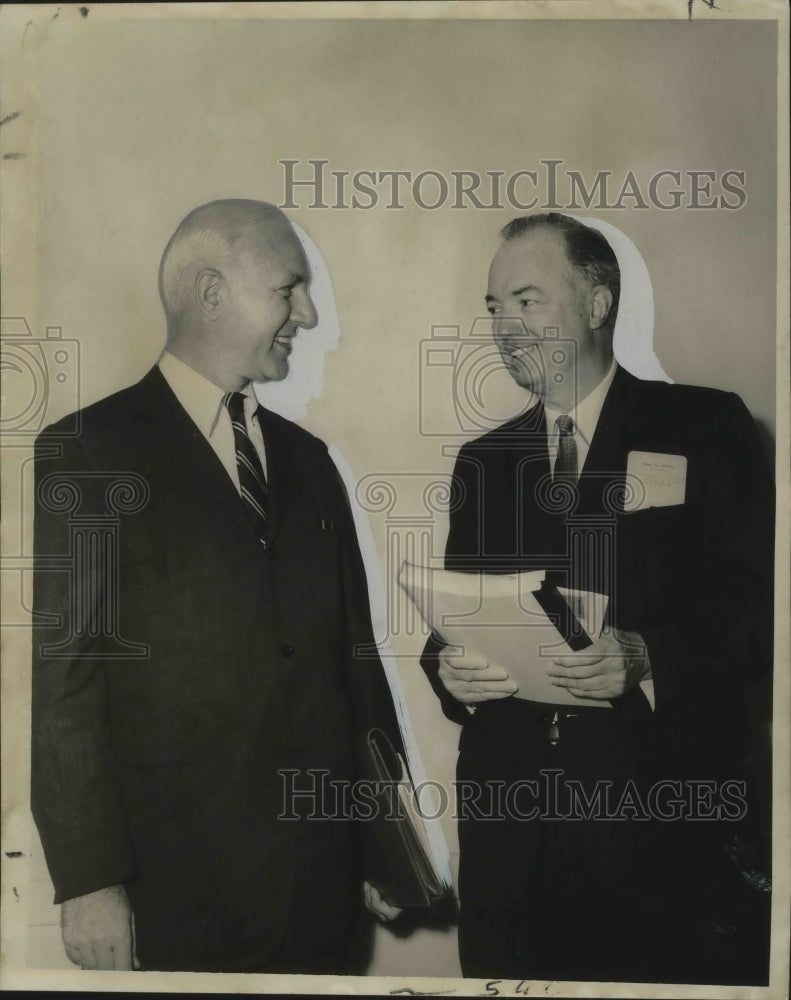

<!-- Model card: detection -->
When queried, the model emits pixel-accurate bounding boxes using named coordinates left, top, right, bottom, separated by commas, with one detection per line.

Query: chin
left=257, top=361, right=290, bottom=383
left=508, top=369, right=543, bottom=394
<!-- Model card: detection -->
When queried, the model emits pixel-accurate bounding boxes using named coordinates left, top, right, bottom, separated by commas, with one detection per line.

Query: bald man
left=32, top=200, right=402, bottom=974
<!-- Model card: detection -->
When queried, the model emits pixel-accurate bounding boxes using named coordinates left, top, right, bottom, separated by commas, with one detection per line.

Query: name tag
left=624, top=451, right=687, bottom=511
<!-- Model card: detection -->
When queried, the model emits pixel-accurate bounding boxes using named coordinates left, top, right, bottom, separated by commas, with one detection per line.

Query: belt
left=527, top=703, right=605, bottom=747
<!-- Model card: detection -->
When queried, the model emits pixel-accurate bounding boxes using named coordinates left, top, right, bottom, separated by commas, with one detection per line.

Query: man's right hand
left=438, top=649, right=518, bottom=704
left=61, top=884, right=139, bottom=971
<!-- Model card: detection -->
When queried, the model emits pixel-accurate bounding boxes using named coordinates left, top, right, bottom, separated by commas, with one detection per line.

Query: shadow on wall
left=253, top=223, right=340, bottom=420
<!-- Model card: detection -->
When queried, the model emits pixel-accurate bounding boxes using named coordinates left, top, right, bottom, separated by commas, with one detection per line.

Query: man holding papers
left=420, top=213, right=774, bottom=983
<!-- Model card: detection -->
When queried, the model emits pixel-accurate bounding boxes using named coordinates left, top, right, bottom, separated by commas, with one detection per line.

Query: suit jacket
left=31, top=366, right=401, bottom=972
left=421, top=365, right=774, bottom=903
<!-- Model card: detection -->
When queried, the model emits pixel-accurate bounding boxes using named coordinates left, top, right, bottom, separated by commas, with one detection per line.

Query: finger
left=131, top=912, right=141, bottom=970
left=551, top=654, right=606, bottom=668
left=441, top=664, right=511, bottom=683
left=472, top=686, right=518, bottom=700
left=373, top=898, right=403, bottom=921
left=441, top=658, right=498, bottom=674
left=449, top=681, right=517, bottom=699
left=469, top=676, right=517, bottom=692
left=448, top=664, right=512, bottom=682
left=63, top=943, right=84, bottom=969
left=473, top=665, right=512, bottom=681
left=80, top=945, right=100, bottom=971
left=92, top=943, right=117, bottom=971
left=451, top=688, right=510, bottom=704
left=367, top=884, right=394, bottom=914
left=81, top=946, right=98, bottom=970
left=112, top=935, right=134, bottom=971
left=550, top=676, right=610, bottom=692
left=367, top=885, right=402, bottom=921
left=567, top=685, right=614, bottom=700
left=547, top=662, right=610, bottom=678
left=551, top=678, right=614, bottom=698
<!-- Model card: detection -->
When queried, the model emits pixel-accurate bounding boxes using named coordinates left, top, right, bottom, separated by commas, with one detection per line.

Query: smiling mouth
left=502, top=344, right=537, bottom=362
left=273, top=335, right=294, bottom=352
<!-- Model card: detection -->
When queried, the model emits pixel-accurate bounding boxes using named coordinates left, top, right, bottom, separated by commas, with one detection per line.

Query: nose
left=493, top=316, right=530, bottom=343
left=290, top=287, right=318, bottom=330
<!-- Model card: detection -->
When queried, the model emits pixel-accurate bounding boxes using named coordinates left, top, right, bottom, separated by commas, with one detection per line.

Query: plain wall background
left=1, top=8, right=779, bottom=982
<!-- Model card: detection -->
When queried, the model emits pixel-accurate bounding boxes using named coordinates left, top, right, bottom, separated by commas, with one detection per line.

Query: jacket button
left=281, top=644, right=295, bottom=657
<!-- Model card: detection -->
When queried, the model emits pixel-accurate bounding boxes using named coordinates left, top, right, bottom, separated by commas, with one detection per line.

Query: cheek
left=249, top=299, right=289, bottom=343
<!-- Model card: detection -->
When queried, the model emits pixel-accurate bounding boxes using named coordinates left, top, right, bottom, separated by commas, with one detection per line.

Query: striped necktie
left=222, top=391, right=270, bottom=547
left=553, top=413, right=578, bottom=481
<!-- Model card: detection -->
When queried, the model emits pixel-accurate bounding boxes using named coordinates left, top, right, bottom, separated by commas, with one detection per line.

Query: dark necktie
left=223, top=391, right=270, bottom=546
left=553, top=413, right=578, bottom=481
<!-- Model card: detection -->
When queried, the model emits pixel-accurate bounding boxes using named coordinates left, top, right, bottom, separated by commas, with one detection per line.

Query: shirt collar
left=544, top=358, right=617, bottom=445
left=158, top=351, right=258, bottom=439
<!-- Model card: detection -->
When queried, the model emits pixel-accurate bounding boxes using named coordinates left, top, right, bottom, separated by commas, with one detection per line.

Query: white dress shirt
left=158, top=351, right=267, bottom=493
left=543, top=359, right=618, bottom=477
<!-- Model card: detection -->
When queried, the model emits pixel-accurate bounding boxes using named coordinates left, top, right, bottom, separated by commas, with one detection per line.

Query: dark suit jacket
left=421, top=366, right=774, bottom=905
left=31, top=366, right=401, bottom=972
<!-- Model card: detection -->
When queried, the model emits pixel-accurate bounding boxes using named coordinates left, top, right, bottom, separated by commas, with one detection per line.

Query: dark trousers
left=456, top=698, right=770, bottom=984
left=456, top=700, right=653, bottom=982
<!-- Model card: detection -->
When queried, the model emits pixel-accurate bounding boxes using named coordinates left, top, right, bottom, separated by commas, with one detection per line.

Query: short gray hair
left=158, top=199, right=285, bottom=322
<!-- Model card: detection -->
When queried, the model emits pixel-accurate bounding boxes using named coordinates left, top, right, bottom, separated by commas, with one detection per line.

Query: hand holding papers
left=399, top=562, right=612, bottom=709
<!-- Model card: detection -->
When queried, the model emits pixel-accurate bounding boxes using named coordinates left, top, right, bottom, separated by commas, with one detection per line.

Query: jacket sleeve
left=325, top=451, right=405, bottom=758
left=31, top=429, right=136, bottom=904
left=419, top=444, right=480, bottom=727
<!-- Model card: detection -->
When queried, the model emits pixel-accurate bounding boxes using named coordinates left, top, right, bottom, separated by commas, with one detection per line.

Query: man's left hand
left=363, top=881, right=403, bottom=922
left=547, top=629, right=650, bottom=700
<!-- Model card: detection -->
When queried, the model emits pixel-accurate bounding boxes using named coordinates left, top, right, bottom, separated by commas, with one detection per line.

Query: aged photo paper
left=1, top=1, right=788, bottom=997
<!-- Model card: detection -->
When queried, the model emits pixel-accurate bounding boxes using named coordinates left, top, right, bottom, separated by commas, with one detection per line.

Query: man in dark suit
left=421, top=213, right=774, bottom=983
left=32, top=199, right=402, bottom=974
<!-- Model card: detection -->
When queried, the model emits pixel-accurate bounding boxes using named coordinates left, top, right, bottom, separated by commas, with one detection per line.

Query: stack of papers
left=399, top=562, right=612, bottom=708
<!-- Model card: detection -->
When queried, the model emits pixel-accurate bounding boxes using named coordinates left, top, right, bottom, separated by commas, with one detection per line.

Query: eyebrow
left=485, top=284, right=542, bottom=303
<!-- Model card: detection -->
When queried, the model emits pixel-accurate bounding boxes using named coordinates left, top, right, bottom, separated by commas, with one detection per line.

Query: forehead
left=489, top=229, right=576, bottom=292
left=236, top=223, right=309, bottom=279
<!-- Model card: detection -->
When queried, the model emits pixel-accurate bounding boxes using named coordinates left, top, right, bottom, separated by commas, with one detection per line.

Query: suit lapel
left=130, top=367, right=254, bottom=540
left=492, top=400, right=561, bottom=563
left=576, top=365, right=630, bottom=515
left=256, top=405, right=297, bottom=547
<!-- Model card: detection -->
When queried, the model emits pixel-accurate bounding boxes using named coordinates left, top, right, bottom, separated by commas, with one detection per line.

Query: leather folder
left=356, top=727, right=445, bottom=908
left=534, top=580, right=594, bottom=651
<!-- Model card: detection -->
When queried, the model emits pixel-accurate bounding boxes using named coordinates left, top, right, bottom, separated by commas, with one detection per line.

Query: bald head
left=158, top=200, right=295, bottom=326
left=158, top=199, right=317, bottom=391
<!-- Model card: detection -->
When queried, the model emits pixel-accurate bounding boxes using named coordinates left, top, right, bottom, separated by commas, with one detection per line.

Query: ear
left=195, top=268, right=222, bottom=319
left=589, top=285, right=613, bottom=332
